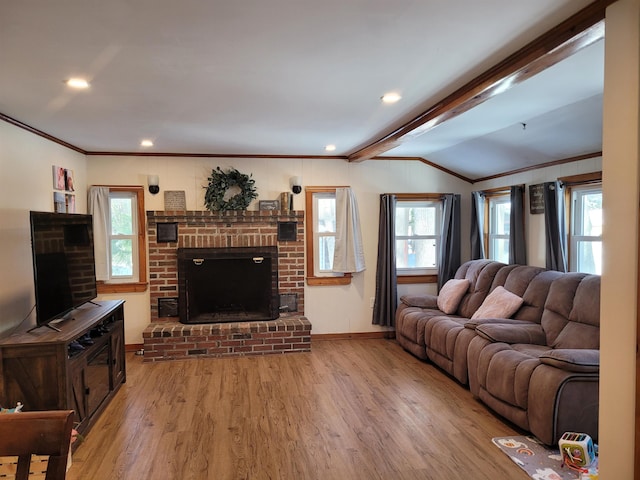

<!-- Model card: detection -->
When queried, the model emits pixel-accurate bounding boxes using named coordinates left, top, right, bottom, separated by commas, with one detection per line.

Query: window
left=95, top=186, right=147, bottom=293
left=569, top=183, right=602, bottom=274
left=313, top=191, right=340, bottom=275
left=305, top=187, right=351, bottom=285
left=108, top=191, right=139, bottom=281
left=488, top=194, right=510, bottom=263
left=392, top=194, right=444, bottom=284
left=395, top=198, right=441, bottom=275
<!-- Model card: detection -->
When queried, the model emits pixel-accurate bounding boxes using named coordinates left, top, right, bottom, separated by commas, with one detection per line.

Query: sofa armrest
left=475, top=323, right=546, bottom=345
left=399, top=294, right=438, bottom=309
left=539, top=349, right=599, bottom=373
left=464, top=318, right=536, bottom=330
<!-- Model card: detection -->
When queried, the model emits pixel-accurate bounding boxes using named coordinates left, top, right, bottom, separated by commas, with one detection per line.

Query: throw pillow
left=437, top=279, right=470, bottom=314
left=471, top=286, right=523, bottom=320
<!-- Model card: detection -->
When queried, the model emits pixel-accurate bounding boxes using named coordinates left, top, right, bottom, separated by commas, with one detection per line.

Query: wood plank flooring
left=67, top=339, right=525, bottom=480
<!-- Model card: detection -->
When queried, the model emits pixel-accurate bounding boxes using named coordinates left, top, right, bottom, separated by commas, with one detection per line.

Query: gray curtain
left=543, top=181, right=567, bottom=272
left=372, top=194, right=397, bottom=326
left=438, top=194, right=461, bottom=291
left=509, top=185, right=527, bottom=265
left=470, top=191, right=485, bottom=260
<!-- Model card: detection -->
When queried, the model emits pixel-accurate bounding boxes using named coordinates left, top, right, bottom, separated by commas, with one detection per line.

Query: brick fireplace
left=142, top=209, right=310, bottom=361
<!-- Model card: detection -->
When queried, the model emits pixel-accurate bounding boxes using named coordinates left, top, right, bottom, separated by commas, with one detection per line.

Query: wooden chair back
left=0, top=410, right=74, bottom=480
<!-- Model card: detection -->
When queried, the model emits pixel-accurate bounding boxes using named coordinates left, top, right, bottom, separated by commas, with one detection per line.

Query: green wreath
left=204, top=167, right=258, bottom=211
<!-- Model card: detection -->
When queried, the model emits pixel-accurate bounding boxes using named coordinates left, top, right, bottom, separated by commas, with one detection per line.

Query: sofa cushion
left=482, top=344, right=547, bottom=409
left=437, top=279, right=470, bottom=314
left=539, top=349, right=599, bottom=373
left=471, top=286, right=524, bottom=320
left=541, top=274, right=600, bottom=349
left=400, top=294, right=438, bottom=309
left=475, top=323, right=546, bottom=345
left=511, top=270, right=564, bottom=323
left=456, top=261, right=505, bottom=318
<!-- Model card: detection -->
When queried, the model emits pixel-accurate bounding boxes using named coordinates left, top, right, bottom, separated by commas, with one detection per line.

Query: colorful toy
left=559, top=432, right=596, bottom=468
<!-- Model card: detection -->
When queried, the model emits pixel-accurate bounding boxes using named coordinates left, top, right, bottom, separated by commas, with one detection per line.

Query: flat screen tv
left=29, top=211, right=98, bottom=331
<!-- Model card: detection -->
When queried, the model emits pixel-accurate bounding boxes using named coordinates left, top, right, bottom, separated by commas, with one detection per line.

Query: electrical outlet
left=370, top=297, right=375, bottom=308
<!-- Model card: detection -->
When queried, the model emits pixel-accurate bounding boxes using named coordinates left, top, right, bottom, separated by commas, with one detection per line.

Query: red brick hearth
left=143, top=209, right=310, bottom=362
left=142, top=317, right=311, bottom=362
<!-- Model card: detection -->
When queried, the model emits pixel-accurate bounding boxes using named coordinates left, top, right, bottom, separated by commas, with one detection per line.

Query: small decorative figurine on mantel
left=0, top=402, right=23, bottom=414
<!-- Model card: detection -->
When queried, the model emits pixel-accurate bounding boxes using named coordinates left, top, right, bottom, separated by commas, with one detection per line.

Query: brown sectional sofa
left=395, top=260, right=600, bottom=445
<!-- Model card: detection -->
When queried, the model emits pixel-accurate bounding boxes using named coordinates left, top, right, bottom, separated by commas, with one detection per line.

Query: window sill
left=397, top=274, right=438, bottom=284
left=306, top=274, right=352, bottom=286
left=97, top=282, right=148, bottom=294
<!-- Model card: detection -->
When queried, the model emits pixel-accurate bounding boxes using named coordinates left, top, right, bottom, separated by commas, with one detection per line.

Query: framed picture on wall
left=529, top=184, right=545, bottom=214
left=65, top=169, right=75, bottom=192
left=54, top=192, right=65, bottom=212
left=66, top=194, right=76, bottom=213
left=259, top=200, right=280, bottom=211
left=53, top=166, right=65, bottom=190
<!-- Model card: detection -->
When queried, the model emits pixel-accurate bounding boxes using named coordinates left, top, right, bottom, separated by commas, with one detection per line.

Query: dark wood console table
left=0, top=300, right=125, bottom=436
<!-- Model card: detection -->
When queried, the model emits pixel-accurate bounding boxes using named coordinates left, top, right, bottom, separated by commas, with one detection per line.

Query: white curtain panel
left=333, top=187, right=366, bottom=273
left=87, top=186, right=110, bottom=281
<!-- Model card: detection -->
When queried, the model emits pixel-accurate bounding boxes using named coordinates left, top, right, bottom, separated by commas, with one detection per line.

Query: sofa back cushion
left=511, top=269, right=564, bottom=323
left=455, top=260, right=506, bottom=318
left=480, top=265, right=558, bottom=324
left=541, top=273, right=600, bottom=349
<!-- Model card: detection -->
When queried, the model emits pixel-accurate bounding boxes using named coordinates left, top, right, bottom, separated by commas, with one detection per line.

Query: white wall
left=86, top=155, right=470, bottom=342
left=0, top=121, right=86, bottom=335
left=472, top=156, right=602, bottom=268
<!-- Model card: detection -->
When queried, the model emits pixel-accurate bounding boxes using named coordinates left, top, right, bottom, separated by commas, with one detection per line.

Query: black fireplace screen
left=177, top=246, right=279, bottom=324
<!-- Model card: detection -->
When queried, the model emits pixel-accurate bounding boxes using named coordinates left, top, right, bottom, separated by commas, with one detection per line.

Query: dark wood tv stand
left=0, top=300, right=126, bottom=437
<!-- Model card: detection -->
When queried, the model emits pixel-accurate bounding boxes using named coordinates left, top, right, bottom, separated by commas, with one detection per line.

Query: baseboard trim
left=311, top=331, right=395, bottom=341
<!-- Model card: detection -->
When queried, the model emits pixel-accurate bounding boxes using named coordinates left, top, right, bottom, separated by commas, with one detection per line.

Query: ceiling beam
left=348, top=0, right=615, bottom=163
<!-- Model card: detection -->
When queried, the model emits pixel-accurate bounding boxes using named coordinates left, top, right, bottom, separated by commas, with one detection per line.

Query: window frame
left=561, top=172, right=603, bottom=274
left=95, top=185, right=148, bottom=294
left=305, top=187, right=351, bottom=286
left=394, top=193, right=444, bottom=284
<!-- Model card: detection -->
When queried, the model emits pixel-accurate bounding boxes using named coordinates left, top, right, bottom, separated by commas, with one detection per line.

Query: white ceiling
left=0, top=1, right=603, bottom=180
left=384, top=40, right=604, bottom=179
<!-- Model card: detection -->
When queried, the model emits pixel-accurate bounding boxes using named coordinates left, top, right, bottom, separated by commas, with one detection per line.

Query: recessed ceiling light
left=140, top=139, right=154, bottom=147
left=325, top=144, right=336, bottom=152
left=66, top=78, right=90, bottom=89
left=381, top=92, right=402, bottom=104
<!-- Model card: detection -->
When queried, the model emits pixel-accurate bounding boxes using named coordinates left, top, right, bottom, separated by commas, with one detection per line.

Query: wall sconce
left=148, top=175, right=160, bottom=195
left=290, top=176, right=302, bottom=195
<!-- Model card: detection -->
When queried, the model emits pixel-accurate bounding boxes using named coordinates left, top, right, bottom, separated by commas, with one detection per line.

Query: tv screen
left=30, top=211, right=97, bottom=329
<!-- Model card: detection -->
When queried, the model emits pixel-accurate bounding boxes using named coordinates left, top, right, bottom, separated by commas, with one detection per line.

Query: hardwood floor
left=67, top=339, right=525, bottom=480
